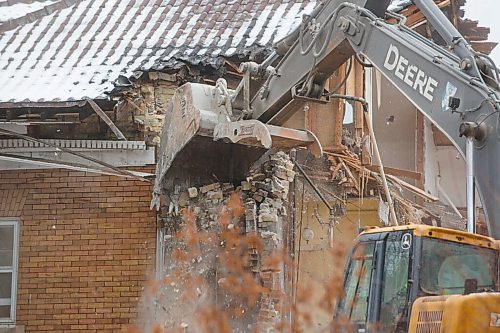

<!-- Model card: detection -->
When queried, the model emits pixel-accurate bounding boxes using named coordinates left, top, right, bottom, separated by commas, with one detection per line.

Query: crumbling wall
left=145, top=151, right=295, bottom=332
left=115, top=73, right=178, bottom=145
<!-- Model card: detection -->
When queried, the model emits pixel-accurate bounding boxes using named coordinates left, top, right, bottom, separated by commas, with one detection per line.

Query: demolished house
left=0, top=0, right=496, bottom=332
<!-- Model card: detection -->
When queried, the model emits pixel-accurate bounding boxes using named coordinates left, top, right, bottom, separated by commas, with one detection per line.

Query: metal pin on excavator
left=153, top=0, right=499, bottom=331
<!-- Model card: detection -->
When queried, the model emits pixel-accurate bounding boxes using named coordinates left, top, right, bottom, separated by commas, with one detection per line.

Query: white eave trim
left=0, top=139, right=155, bottom=170
left=0, top=139, right=148, bottom=152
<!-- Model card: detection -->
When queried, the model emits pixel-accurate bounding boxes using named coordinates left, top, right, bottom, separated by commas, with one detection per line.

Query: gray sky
left=463, top=0, right=500, bottom=65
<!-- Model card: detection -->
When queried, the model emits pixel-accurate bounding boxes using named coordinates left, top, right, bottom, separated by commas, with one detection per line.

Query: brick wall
left=0, top=168, right=157, bottom=332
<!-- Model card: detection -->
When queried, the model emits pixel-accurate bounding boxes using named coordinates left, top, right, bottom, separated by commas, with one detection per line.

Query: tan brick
left=2, top=168, right=156, bottom=333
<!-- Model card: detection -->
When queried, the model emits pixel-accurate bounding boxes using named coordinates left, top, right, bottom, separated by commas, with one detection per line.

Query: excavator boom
left=151, top=0, right=500, bottom=331
left=251, top=0, right=500, bottom=238
left=154, top=0, right=500, bottom=239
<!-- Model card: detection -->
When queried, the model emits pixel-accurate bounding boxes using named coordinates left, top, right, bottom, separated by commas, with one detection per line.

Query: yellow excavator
left=336, top=225, right=498, bottom=333
left=152, top=0, right=500, bottom=331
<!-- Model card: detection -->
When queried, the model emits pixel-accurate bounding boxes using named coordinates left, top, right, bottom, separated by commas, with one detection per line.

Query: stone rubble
left=161, top=151, right=295, bottom=331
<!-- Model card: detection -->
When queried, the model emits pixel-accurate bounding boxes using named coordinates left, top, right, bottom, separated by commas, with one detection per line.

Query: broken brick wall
left=0, top=168, right=157, bottom=333
left=151, top=151, right=295, bottom=332
left=115, top=73, right=178, bottom=146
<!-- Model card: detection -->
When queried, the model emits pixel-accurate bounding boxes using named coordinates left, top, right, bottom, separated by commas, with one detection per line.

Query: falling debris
left=143, top=151, right=295, bottom=332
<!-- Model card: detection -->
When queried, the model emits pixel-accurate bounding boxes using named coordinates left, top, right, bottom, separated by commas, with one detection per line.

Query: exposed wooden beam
left=386, top=174, right=439, bottom=202
left=86, top=98, right=127, bottom=141
left=470, top=41, right=497, bottom=54
left=365, top=164, right=422, bottom=181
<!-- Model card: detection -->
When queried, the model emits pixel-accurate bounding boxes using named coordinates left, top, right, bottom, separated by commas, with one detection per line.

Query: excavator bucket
left=151, top=82, right=322, bottom=210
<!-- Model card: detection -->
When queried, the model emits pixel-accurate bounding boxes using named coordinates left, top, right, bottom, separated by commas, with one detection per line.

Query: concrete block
left=200, top=183, right=217, bottom=193
left=274, top=171, right=288, bottom=180
left=271, top=199, right=283, bottom=209
left=257, top=189, right=268, bottom=198
left=253, top=193, right=264, bottom=202
left=259, top=213, right=278, bottom=223
left=250, top=173, right=266, bottom=181
left=178, top=191, right=190, bottom=207
left=207, top=190, right=223, bottom=200
left=188, top=187, right=198, bottom=198
left=222, top=183, right=234, bottom=192
left=259, top=202, right=270, bottom=212
left=255, top=181, right=272, bottom=192
left=241, top=181, right=251, bottom=191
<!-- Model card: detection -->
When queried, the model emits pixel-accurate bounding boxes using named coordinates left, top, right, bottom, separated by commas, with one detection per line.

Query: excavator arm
left=153, top=0, right=500, bottom=240
left=246, top=0, right=500, bottom=238
left=151, top=0, right=390, bottom=209
left=246, top=0, right=391, bottom=123
left=335, top=4, right=500, bottom=238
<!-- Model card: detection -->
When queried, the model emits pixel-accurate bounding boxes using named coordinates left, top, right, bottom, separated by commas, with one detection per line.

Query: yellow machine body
left=409, top=293, right=500, bottom=333
left=337, top=224, right=499, bottom=333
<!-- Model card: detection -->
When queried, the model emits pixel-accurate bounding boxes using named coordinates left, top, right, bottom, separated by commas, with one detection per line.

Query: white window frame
left=0, top=219, right=19, bottom=325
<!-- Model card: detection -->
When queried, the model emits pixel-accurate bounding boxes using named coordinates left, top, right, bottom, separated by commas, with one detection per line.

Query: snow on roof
left=0, top=0, right=58, bottom=23
left=0, top=0, right=319, bottom=103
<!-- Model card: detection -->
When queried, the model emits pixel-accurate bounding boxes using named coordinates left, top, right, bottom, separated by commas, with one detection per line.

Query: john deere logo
left=384, top=44, right=439, bottom=102
left=401, top=233, right=412, bottom=250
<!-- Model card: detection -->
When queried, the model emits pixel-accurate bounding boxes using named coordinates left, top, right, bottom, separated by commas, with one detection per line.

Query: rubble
left=188, top=187, right=198, bottom=198
left=159, top=150, right=295, bottom=331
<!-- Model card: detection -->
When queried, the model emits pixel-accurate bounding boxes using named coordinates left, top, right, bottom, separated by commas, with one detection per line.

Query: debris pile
left=327, top=149, right=447, bottom=226
left=154, top=151, right=295, bottom=332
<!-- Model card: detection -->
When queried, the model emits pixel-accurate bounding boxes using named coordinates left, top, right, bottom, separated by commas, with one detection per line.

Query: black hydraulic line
left=355, top=53, right=373, bottom=68
left=326, top=93, right=369, bottom=113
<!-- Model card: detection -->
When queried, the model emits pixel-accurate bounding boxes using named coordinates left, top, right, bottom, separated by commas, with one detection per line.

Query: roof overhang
left=0, top=99, right=116, bottom=122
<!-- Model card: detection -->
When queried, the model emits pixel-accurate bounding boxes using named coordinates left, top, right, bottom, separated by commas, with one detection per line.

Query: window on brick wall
left=0, top=219, right=19, bottom=324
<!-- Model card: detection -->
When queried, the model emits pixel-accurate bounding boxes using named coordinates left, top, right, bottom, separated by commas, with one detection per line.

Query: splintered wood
left=327, top=149, right=438, bottom=202
left=326, top=149, right=440, bottom=226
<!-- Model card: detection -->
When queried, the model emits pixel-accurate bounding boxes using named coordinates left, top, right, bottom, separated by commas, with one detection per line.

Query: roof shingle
left=0, top=0, right=317, bottom=103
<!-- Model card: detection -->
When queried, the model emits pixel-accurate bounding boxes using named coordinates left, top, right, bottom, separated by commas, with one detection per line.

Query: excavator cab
left=335, top=225, right=499, bottom=333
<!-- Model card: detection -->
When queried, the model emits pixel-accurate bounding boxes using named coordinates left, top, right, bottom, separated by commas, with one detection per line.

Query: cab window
left=420, top=237, right=497, bottom=295
left=378, top=232, right=411, bottom=333
left=338, top=242, right=375, bottom=324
